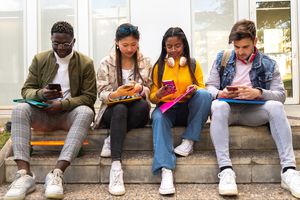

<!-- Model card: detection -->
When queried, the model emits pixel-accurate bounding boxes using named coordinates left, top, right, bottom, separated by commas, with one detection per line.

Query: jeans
left=102, top=99, right=150, bottom=160
left=210, top=99, right=296, bottom=169
left=151, top=89, right=212, bottom=174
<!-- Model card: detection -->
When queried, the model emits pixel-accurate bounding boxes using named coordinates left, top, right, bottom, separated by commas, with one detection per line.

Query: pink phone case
left=162, top=80, right=175, bottom=88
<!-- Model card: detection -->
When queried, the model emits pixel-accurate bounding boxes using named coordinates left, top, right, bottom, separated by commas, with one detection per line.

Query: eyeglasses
left=118, top=26, right=138, bottom=34
left=52, top=38, right=74, bottom=49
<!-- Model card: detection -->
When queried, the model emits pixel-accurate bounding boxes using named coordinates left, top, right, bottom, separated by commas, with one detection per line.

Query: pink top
left=231, top=59, right=252, bottom=87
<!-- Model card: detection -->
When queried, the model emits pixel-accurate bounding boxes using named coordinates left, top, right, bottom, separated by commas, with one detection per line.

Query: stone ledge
left=5, top=152, right=101, bottom=183
left=6, top=150, right=298, bottom=184
left=30, top=125, right=300, bottom=151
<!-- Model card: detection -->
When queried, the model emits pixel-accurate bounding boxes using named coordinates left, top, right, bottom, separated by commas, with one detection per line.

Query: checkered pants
left=11, top=103, right=94, bottom=162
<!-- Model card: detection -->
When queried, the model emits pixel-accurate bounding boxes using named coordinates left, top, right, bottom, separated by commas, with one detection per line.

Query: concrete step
left=31, top=124, right=300, bottom=152
left=5, top=150, right=300, bottom=184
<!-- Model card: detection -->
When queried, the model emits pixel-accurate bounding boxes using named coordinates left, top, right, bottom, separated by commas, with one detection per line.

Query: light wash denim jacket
left=206, top=50, right=286, bottom=103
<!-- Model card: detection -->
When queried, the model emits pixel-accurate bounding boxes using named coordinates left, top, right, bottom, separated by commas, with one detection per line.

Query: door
left=250, top=0, right=299, bottom=104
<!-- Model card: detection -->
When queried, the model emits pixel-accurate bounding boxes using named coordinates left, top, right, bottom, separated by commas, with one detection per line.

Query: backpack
left=219, top=50, right=232, bottom=82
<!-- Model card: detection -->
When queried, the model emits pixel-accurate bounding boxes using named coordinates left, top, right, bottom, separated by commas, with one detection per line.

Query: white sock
left=111, top=160, right=121, bottom=170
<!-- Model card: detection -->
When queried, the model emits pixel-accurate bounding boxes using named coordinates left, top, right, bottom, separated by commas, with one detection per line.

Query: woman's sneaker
left=174, top=139, right=194, bottom=157
left=101, top=136, right=111, bottom=157
left=159, top=168, right=175, bottom=195
left=4, top=169, right=36, bottom=200
left=218, top=168, right=238, bottom=196
left=109, top=161, right=125, bottom=195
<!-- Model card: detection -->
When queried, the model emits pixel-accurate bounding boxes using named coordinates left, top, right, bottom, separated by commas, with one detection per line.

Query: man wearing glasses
left=4, top=21, right=96, bottom=200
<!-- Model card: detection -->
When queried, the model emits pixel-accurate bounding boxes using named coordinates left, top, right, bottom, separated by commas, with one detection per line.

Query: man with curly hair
left=4, top=21, right=96, bottom=200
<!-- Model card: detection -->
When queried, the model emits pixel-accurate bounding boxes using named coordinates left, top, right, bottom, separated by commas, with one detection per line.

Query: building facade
left=0, top=0, right=299, bottom=106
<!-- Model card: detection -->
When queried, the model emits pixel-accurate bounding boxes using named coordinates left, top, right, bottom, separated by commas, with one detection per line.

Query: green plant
left=0, top=131, right=11, bottom=150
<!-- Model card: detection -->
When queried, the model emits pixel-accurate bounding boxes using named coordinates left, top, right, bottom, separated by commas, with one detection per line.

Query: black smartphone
left=47, top=83, right=62, bottom=91
left=226, top=86, right=238, bottom=91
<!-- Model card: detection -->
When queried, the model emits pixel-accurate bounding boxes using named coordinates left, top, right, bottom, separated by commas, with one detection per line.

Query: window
left=0, top=0, right=24, bottom=105
left=90, top=0, right=129, bottom=68
left=38, top=0, right=76, bottom=52
left=191, top=0, right=236, bottom=80
left=256, top=1, right=293, bottom=97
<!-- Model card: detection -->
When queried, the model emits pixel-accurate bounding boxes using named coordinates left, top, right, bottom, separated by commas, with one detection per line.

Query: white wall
left=130, top=0, right=191, bottom=64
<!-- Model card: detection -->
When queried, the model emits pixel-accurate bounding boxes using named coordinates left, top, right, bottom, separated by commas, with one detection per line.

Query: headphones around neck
left=238, top=47, right=258, bottom=64
left=165, top=55, right=187, bottom=67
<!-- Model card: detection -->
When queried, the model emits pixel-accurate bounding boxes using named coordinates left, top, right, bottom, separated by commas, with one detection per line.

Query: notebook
left=159, top=87, right=195, bottom=113
left=218, top=98, right=266, bottom=105
left=107, top=95, right=142, bottom=106
left=13, top=99, right=49, bottom=108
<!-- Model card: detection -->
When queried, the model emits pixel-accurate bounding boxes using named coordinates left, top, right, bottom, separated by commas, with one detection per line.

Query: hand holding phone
left=42, top=83, right=63, bottom=99
left=47, top=83, right=62, bottom=91
left=162, top=80, right=176, bottom=93
left=226, top=86, right=238, bottom=91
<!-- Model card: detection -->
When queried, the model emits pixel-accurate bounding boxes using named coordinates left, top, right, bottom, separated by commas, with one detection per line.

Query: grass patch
left=0, top=131, right=11, bottom=150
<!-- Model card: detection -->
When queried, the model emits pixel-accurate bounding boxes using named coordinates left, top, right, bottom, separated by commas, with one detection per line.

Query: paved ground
left=0, top=183, right=298, bottom=200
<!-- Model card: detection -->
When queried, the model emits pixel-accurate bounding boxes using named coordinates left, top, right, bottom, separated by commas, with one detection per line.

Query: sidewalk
left=0, top=183, right=298, bottom=200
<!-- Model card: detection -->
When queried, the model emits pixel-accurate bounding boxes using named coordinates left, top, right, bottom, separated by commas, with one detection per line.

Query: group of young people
left=3, top=19, right=300, bottom=200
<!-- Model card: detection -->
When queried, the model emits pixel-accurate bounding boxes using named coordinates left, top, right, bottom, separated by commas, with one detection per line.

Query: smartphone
left=162, top=80, right=175, bottom=88
left=226, top=86, right=238, bottom=91
left=47, top=83, right=62, bottom=91
left=162, top=80, right=176, bottom=94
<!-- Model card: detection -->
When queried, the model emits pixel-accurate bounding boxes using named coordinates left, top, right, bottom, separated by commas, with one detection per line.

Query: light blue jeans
left=210, top=99, right=296, bottom=169
left=151, top=89, right=212, bottom=174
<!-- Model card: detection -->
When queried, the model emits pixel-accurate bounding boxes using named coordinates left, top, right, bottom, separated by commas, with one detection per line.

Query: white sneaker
left=4, top=169, right=36, bottom=200
left=44, top=169, right=64, bottom=199
left=101, top=136, right=111, bottom=157
left=174, top=139, right=194, bottom=157
left=159, top=168, right=175, bottom=195
left=281, top=169, right=300, bottom=198
left=218, top=168, right=238, bottom=196
left=109, top=163, right=125, bottom=196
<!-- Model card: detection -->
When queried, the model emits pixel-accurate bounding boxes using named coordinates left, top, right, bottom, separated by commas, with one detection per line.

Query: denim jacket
left=206, top=50, right=286, bottom=103
left=216, top=50, right=275, bottom=90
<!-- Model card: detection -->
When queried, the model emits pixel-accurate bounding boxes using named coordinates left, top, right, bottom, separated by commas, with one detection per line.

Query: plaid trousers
left=11, top=103, right=94, bottom=162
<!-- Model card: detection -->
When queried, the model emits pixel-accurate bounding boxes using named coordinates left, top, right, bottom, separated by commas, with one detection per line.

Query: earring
left=116, top=45, right=119, bottom=49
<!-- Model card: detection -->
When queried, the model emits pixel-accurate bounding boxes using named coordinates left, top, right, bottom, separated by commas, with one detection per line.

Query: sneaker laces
left=111, top=170, right=123, bottom=187
left=9, top=173, right=28, bottom=189
left=49, top=172, right=63, bottom=186
left=161, top=168, right=173, bottom=185
left=218, top=170, right=236, bottom=184
left=180, top=139, right=193, bottom=150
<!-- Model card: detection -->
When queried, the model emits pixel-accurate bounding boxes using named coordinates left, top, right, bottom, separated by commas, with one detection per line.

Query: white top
left=231, top=59, right=252, bottom=87
left=52, top=51, right=73, bottom=100
left=122, top=68, right=133, bottom=84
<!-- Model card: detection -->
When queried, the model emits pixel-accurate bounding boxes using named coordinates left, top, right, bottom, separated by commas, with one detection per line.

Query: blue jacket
left=215, top=50, right=276, bottom=90
left=206, top=50, right=286, bottom=103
